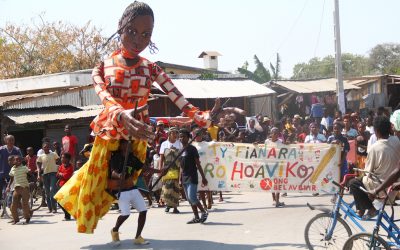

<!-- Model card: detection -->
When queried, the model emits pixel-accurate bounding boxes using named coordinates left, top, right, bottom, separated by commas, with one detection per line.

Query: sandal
left=362, top=210, right=378, bottom=220
left=200, top=212, right=208, bottom=223
left=187, top=218, right=201, bottom=224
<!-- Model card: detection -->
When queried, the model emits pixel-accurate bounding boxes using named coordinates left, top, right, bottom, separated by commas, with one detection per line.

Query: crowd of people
left=2, top=105, right=400, bottom=224
left=3, top=1, right=400, bottom=247
left=0, top=124, right=81, bottom=224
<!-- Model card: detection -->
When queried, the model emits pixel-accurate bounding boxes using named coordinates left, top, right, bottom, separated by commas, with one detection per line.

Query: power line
left=314, top=0, right=326, bottom=57
left=268, top=0, right=309, bottom=63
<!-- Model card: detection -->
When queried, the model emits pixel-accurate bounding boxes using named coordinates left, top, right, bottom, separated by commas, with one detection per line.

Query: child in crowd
left=7, top=155, right=32, bottom=224
left=109, top=140, right=149, bottom=246
left=327, top=122, right=350, bottom=180
left=150, top=138, right=166, bottom=207
left=25, top=147, right=38, bottom=183
left=265, top=127, right=285, bottom=208
left=56, top=153, right=74, bottom=220
left=193, top=127, right=213, bottom=209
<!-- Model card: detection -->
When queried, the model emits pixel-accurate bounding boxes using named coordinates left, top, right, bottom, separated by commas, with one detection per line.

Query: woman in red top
left=56, top=152, right=74, bottom=220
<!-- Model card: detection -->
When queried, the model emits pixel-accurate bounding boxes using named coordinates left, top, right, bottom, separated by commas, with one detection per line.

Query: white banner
left=194, top=142, right=341, bottom=194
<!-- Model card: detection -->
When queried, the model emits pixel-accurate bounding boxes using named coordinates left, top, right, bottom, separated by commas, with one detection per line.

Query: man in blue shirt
left=0, top=135, right=22, bottom=195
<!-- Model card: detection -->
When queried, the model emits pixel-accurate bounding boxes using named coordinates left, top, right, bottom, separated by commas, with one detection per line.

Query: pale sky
left=1, top=0, right=399, bottom=78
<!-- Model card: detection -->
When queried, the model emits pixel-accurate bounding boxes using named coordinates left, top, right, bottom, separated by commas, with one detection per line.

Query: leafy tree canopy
left=0, top=16, right=117, bottom=79
left=238, top=54, right=281, bottom=84
left=291, top=43, right=400, bottom=80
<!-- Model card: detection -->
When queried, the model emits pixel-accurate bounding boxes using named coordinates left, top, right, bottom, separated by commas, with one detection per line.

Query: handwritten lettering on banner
left=194, top=142, right=341, bottom=194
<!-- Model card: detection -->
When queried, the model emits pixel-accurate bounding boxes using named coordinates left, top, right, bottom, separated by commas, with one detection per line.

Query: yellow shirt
left=207, top=126, right=219, bottom=141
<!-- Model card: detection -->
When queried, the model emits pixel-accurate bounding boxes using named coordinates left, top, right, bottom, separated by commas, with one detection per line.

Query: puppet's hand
left=120, top=105, right=154, bottom=140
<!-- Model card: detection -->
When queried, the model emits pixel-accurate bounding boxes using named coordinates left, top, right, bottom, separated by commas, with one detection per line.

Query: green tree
left=291, top=53, right=371, bottom=80
left=270, top=53, right=281, bottom=80
left=369, top=43, right=400, bottom=74
left=237, top=54, right=280, bottom=84
left=0, top=16, right=117, bottom=79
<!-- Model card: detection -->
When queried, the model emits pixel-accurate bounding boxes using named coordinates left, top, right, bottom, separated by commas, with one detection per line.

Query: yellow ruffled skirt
left=54, top=136, right=146, bottom=234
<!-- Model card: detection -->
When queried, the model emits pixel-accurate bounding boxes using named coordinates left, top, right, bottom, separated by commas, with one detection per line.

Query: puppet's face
left=121, top=15, right=154, bottom=57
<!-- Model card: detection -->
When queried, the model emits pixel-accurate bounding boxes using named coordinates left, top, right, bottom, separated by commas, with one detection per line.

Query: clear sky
left=1, top=0, right=399, bottom=78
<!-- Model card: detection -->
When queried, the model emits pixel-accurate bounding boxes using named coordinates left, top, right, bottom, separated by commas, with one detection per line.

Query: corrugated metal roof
left=0, top=92, right=57, bottom=107
left=0, top=85, right=100, bottom=110
left=155, top=79, right=275, bottom=98
left=273, top=78, right=360, bottom=93
left=4, top=105, right=103, bottom=124
left=0, top=70, right=92, bottom=94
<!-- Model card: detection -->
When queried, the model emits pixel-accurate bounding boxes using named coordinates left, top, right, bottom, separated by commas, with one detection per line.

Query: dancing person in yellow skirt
left=55, top=1, right=214, bottom=235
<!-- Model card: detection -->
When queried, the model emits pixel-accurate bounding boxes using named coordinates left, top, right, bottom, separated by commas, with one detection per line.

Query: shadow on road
left=81, top=239, right=307, bottom=250
left=29, top=220, right=57, bottom=225
left=202, top=221, right=242, bottom=226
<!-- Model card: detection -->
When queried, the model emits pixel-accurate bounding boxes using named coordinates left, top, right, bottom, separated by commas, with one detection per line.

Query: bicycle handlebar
left=353, top=168, right=382, bottom=184
left=340, top=174, right=357, bottom=186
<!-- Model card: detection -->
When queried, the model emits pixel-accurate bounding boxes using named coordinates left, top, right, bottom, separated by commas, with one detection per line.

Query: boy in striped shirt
left=6, top=155, right=31, bottom=224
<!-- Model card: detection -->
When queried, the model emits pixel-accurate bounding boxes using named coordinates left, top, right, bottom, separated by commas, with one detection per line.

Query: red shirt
left=25, top=154, right=38, bottom=173
left=57, top=163, right=74, bottom=187
left=62, top=135, right=78, bottom=156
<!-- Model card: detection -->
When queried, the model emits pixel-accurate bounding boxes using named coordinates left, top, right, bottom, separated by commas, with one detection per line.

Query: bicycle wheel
left=305, top=212, right=352, bottom=249
left=1, top=193, right=13, bottom=219
left=343, top=232, right=390, bottom=250
left=30, top=186, right=43, bottom=211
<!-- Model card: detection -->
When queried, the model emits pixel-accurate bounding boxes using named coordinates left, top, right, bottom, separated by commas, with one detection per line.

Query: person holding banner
left=305, top=122, right=327, bottom=196
left=327, top=122, right=350, bottom=180
left=265, top=127, right=285, bottom=208
left=305, top=122, right=327, bottom=144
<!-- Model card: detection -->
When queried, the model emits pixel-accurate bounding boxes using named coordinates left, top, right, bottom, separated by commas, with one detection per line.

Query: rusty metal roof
left=0, top=85, right=100, bottom=110
left=272, top=78, right=360, bottom=93
left=3, top=105, right=103, bottom=124
left=154, top=79, right=275, bottom=98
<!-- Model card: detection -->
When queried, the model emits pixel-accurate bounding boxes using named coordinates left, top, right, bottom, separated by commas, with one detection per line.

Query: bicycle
left=343, top=169, right=400, bottom=249
left=29, top=181, right=44, bottom=211
left=304, top=173, right=370, bottom=249
left=0, top=183, right=12, bottom=219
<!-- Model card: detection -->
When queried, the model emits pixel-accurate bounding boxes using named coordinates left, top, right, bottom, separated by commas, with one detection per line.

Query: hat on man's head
left=263, top=117, right=271, bottom=123
left=390, top=110, right=400, bottom=131
left=294, top=114, right=302, bottom=119
left=168, top=127, right=178, bottom=133
left=156, top=120, right=164, bottom=126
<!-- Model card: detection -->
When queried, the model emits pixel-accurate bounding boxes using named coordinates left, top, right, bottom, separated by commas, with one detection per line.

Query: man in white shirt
left=349, top=116, right=400, bottom=219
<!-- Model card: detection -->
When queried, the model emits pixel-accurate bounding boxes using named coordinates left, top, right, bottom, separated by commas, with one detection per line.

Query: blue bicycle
left=304, top=174, right=370, bottom=249
left=343, top=170, right=400, bottom=249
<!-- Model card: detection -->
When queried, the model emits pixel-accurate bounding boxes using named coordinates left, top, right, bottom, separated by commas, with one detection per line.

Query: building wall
left=163, top=67, right=201, bottom=75
left=249, top=95, right=276, bottom=120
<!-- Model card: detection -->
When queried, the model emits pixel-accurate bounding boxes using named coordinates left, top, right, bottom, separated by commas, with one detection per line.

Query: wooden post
left=164, top=98, right=168, bottom=116
left=244, top=97, right=248, bottom=115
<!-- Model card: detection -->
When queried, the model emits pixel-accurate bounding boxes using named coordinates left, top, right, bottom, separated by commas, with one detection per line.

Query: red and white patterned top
left=91, top=52, right=210, bottom=140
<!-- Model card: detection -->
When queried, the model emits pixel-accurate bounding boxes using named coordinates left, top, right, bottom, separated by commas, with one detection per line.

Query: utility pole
left=334, top=0, right=345, bottom=114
